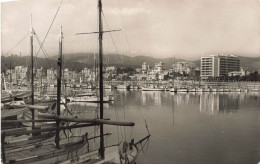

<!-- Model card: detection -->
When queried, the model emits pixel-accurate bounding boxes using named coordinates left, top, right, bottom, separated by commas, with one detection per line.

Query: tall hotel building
left=200, top=54, right=240, bottom=78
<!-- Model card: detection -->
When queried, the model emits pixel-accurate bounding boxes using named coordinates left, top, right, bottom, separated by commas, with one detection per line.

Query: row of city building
left=4, top=54, right=249, bottom=84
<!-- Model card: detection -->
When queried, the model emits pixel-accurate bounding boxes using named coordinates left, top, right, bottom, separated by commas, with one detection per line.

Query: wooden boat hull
left=4, top=133, right=89, bottom=164
left=19, top=110, right=55, bottom=127
left=59, top=144, right=138, bottom=164
left=4, top=132, right=55, bottom=151
left=1, top=108, right=27, bottom=130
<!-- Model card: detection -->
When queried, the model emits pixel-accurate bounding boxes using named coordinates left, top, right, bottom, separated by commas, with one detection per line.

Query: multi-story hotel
left=200, top=54, right=240, bottom=78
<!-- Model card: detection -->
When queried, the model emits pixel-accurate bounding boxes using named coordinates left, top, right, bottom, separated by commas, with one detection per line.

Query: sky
left=1, top=0, right=260, bottom=60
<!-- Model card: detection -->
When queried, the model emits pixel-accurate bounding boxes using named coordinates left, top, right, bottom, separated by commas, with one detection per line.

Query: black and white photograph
left=1, top=0, right=260, bottom=163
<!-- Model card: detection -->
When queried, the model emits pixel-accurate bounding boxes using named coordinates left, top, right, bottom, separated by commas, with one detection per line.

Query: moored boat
left=177, top=87, right=188, bottom=92
left=169, top=88, right=177, bottom=92
left=67, top=96, right=110, bottom=103
left=203, top=88, right=211, bottom=92
left=142, top=86, right=165, bottom=91
left=189, top=88, right=196, bottom=92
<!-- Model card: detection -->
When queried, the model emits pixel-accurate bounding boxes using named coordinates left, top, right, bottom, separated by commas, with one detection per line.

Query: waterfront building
left=173, top=61, right=193, bottom=75
left=154, top=62, right=166, bottom=73
left=200, top=54, right=240, bottom=78
left=105, top=66, right=116, bottom=72
left=228, top=67, right=248, bottom=77
left=136, top=74, right=148, bottom=81
left=142, top=62, right=150, bottom=74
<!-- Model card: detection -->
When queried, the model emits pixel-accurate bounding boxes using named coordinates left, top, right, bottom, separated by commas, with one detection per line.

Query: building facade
left=201, top=54, right=240, bottom=78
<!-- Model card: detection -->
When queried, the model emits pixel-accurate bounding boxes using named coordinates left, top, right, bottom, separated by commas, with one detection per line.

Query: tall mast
left=30, top=14, right=35, bottom=130
left=9, top=54, right=12, bottom=88
left=173, top=56, right=175, bottom=87
left=98, top=0, right=105, bottom=159
left=56, top=25, right=63, bottom=149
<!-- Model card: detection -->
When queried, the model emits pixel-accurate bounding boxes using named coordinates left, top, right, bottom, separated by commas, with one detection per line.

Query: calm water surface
left=64, top=89, right=260, bottom=164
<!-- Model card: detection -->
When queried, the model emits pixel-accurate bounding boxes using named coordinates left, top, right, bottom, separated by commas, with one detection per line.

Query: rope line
left=102, top=11, right=122, bottom=63
left=34, top=31, right=57, bottom=78
left=34, top=0, right=63, bottom=60
left=6, top=32, right=30, bottom=55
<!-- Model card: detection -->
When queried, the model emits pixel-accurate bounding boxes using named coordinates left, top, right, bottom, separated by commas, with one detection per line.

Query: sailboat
left=2, top=25, right=88, bottom=164
left=1, top=1, right=150, bottom=163
left=66, top=0, right=150, bottom=162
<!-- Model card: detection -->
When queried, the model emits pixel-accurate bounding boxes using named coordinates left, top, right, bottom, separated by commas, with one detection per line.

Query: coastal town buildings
left=172, top=62, right=193, bottom=75
left=200, top=54, right=240, bottom=79
left=228, top=67, right=249, bottom=77
left=142, top=62, right=150, bottom=74
left=154, top=62, right=166, bottom=73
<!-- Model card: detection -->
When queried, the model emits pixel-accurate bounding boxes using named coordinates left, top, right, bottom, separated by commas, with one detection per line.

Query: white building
left=201, top=54, right=240, bottom=78
left=142, top=62, right=149, bottom=73
left=154, top=62, right=166, bottom=73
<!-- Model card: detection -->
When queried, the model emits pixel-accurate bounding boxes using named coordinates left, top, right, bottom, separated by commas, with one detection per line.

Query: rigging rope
left=101, top=11, right=122, bottom=63
left=34, top=31, right=57, bottom=78
left=34, top=0, right=63, bottom=60
left=6, top=32, right=30, bottom=55
left=140, top=106, right=150, bottom=135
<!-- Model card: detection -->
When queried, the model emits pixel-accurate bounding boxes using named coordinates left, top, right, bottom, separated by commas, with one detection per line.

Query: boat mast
left=98, top=0, right=105, bottom=159
left=30, top=15, right=35, bottom=130
left=173, top=56, right=175, bottom=87
left=9, top=54, right=12, bottom=89
left=56, top=25, right=63, bottom=149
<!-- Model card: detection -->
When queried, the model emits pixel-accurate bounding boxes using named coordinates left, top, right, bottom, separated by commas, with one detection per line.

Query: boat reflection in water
left=141, top=91, right=162, bottom=106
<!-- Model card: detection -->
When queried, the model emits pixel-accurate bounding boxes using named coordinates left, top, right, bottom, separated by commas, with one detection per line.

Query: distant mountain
left=237, top=56, right=260, bottom=71
left=1, top=55, right=87, bottom=73
left=50, top=53, right=191, bottom=68
left=2, top=53, right=260, bottom=72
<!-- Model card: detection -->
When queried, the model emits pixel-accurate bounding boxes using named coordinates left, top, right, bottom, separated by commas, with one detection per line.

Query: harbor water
left=50, top=88, right=260, bottom=164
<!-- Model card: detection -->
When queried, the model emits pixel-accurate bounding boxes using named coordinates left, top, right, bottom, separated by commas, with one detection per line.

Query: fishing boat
left=116, top=84, right=128, bottom=89
left=223, top=88, right=230, bottom=92
left=142, top=85, right=166, bottom=91
left=216, top=88, right=224, bottom=92
left=203, top=88, right=211, bottom=92
left=176, top=87, right=188, bottom=92
left=189, top=88, right=196, bottom=92
left=250, top=88, right=260, bottom=92
left=230, top=88, right=241, bottom=92
left=169, top=87, right=177, bottom=92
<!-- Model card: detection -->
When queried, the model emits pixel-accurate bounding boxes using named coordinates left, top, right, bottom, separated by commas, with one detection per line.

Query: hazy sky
left=1, top=0, right=260, bottom=60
